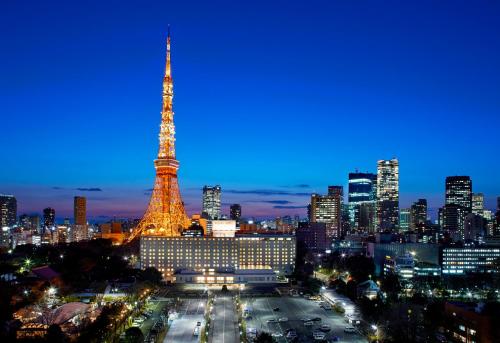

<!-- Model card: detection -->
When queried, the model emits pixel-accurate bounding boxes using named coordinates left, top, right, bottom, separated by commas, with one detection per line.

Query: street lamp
left=47, top=287, right=56, bottom=296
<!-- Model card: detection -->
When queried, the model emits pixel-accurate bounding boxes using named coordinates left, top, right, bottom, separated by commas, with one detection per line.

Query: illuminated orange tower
left=129, top=29, right=189, bottom=241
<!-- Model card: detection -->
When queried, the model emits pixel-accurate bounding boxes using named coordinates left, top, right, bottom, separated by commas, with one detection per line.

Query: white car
left=313, top=331, right=326, bottom=340
left=320, top=324, right=331, bottom=332
left=271, top=333, right=283, bottom=338
left=267, top=318, right=278, bottom=323
left=344, top=326, right=356, bottom=333
left=278, top=317, right=288, bottom=322
left=286, top=331, right=297, bottom=339
left=304, top=321, right=314, bottom=326
left=193, top=327, right=200, bottom=336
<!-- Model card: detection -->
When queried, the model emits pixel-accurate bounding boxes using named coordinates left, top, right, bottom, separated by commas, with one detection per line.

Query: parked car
left=319, top=324, right=331, bottom=332
left=304, top=321, right=314, bottom=326
left=313, top=331, right=326, bottom=340
left=344, top=326, right=356, bottom=333
left=267, top=318, right=278, bottom=323
left=273, top=307, right=280, bottom=311
left=278, top=317, right=288, bottom=322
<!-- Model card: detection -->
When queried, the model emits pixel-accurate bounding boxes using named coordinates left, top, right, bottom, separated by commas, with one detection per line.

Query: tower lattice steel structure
left=128, top=30, right=189, bottom=241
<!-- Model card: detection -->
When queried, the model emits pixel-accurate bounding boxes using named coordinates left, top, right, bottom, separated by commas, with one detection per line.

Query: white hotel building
left=140, top=223, right=296, bottom=284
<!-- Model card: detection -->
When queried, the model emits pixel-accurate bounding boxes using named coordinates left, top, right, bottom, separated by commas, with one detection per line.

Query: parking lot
left=243, top=296, right=367, bottom=342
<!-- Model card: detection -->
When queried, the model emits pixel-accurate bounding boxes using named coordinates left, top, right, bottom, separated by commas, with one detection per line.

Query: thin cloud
left=273, top=205, right=308, bottom=209
left=246, top=200, right=293, bottom=205
left=76, top=188, right=103, bottom=192
left=52, top=186, right=64, bottom=190
left=225, top=189, right=310, bottom=197
left=281, top=184, right=311, bottom=188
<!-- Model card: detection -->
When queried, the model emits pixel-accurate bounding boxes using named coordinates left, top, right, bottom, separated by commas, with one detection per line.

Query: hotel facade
left=141, top=234, right=296, bottom=284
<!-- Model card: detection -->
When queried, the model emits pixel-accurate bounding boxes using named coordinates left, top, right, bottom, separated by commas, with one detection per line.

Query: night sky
left=1, top=1, right=499, bottom=221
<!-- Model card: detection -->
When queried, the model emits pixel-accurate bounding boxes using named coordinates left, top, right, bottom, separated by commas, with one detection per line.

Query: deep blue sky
left=1, top=0, right=499, bottom=220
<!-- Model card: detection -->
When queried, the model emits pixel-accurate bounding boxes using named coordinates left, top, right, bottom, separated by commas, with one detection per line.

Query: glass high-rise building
left=377, top=159, right=399, bottom=230
left=348, top=172, right=377, bottom=230
left=230, top=204, right=241, bottom=225
left=410, top=199, right=427, bottom=229
left=471, top=193, right=484, bottom=216
left=0, top=195, right=17, bottom=228
left=399, top=208, right=411, bottom=230
left=311, top=186, right=343, bottom=239
left=43, top=207, right=56, bottom=229
left=445, top=176, right=472, bottom=212
left=202, top=185, right=221, bottom=219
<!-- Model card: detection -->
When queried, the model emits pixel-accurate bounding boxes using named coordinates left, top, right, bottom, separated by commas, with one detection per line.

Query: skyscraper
left=410, top=199, right=427, bottom=229
left=43, top=208, right=55, bottom=229
left=73, top=196, right=88, bottom=241
left=202, top=185, right=221, bottom=219
left=445, top=176, right=472, bottom=212
left=311, top=186, right=343, bottom=239
left=74, top=196, right=86, bottom=226
left=0, top=195, right=17, bottom=227
left=348, top=172, right=377, bottom=230
left=377, top=159, right=399, bottom=230
left=471, top=193, right=484, bottom=216
left=399, top=208, right=411, bottom=230
left=229, top=204, right=241, bottom=225
left=442, top=204, right=466, bottom=241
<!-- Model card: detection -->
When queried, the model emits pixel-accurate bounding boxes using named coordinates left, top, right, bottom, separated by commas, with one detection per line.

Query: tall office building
left=0, top=195, right=17, bottom=228
left=43, top=208, right=56, bottom=229
left=442, top=204, right=466, bottom=240
left=29, top=215, right=40, bottom=232
left=348, top=172, right=377, bottom=230
left=230, top=204, right=241, bottom=225
left=445, top=176, right=472, bottom=212
left=19, top=214, right=30, bottom=228
left=311, top=186, right=343, bottom=239
left=377, top=159, right=399, bottom=230
left=73, top=196, right=88, bottom=241
left=74, top=196, right=87, bottom=225
left=471, top=193, right=484, bottom=216
left=399, top=208, right=411, bottom=230
left=202, top=185, right=221, bottom=219
left=410, top=199, right=427, bottom=229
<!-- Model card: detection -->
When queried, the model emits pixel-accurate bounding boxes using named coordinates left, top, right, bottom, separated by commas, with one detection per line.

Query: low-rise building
left=441, top=245, right=500, bottom=275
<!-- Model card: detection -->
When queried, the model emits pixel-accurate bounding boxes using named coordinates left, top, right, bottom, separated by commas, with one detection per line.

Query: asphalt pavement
left=165, top=298, right=206, bottom=343
left=209, top=295, right=239, bottom=343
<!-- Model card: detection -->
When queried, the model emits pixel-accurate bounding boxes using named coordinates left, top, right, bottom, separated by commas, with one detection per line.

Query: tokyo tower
left=128, top=29, right=189, bottom=241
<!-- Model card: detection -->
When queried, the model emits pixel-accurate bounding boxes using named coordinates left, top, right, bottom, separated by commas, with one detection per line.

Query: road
left=164, top=298, right=206, bottom=343
left=209, top=295, right=238, bottom=343
left=245, top=296, right=367, bottom=343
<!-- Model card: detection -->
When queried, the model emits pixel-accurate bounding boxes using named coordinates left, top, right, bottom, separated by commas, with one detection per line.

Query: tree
left=381, top=273, right=401, bottom=302
left=124, top=327, right=144, bottom=343
left=45, top=324, right=66, bottom=343
left=255, top=331, right=274, bottom=343
left=139, top=267, right=162, bottom=284
left=345, top=255, right=375, bottom=282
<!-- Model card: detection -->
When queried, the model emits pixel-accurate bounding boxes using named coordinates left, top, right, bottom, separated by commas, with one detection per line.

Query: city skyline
left=2, top=1, right=500, bottom=219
